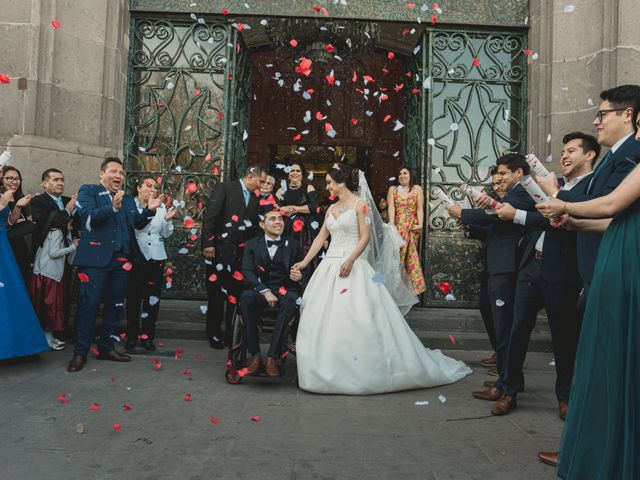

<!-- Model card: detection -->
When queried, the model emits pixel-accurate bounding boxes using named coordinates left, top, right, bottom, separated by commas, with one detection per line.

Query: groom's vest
left=265, top=246, right=288, bottom=290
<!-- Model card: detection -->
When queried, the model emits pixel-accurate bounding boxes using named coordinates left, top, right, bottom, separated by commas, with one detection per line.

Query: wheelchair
left=224, top=302, right=299, bottom=384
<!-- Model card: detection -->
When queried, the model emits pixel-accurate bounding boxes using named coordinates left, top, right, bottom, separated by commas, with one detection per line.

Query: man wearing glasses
left=537, top=84, right=640, bottom=297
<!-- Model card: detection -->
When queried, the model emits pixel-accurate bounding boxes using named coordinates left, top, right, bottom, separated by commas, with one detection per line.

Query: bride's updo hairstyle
left=328, top=163, right=360, bottom=193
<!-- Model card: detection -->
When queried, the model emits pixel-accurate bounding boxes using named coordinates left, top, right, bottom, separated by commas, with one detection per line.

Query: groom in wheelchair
left=238, top=206, right=309, bottom=377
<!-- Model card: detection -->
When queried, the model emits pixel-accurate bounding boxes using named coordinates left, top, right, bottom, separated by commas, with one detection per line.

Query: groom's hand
left=290, top=268, right=302, bottom=282
left=263, top=290, right=278, bottom=308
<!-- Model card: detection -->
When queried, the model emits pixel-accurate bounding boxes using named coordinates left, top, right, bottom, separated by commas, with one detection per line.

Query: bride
left=293, top=163, right=472, bottom=395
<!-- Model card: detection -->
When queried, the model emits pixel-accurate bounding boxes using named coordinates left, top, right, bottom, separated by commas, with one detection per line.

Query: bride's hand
left=339, top=259, right=354, bottom=278
left=292, top=261, right=307, bottom=271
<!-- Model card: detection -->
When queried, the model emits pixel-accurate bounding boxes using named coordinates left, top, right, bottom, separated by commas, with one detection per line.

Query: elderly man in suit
left=67, top=157, right=162, bottom=373
left=495, top=132, right=598, bottom=418
left=201, top=165, right=267, bottom=349
left=239, top=206, right=309, bottom=376
left=447, top=153, right=537, bottom=415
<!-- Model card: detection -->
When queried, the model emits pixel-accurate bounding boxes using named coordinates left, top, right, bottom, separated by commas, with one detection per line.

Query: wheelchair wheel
left=225, top=308, right=246, bottom=385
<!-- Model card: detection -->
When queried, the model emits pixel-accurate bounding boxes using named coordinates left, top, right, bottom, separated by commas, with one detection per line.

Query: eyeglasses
left=3, top=176, right=20, bottom=183
left=594, top=108, right=628, bottom=122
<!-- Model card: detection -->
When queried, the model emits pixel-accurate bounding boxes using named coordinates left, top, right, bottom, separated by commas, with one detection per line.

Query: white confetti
left=199, top=305, right=208, bottom=314
left=546, top=133, right=551, bottom=143
left=310, top=221, right=319, bottom=230
left=178, top=248, right=188, bottom=254
left=427, top=138, right=436, bottom=146
left=450, top=123, right=459, bottom=131
left=445, top=293, right=456, bottom=301
left=587, top=97, right=594, bottom=106
left=549, top=359, right=556, bottom=366
left=216, top=263, right=224, bottom=272
left=393, top=120, right=405, bottom=131
left=563, top=4, right=576, bottom=13
left=149, top=296, right=159, bottom=306
left=85, top=215, right=92, bottom=233
left=423, top=76, right=432, bottom=89
left=141, top=312, right=149, bottom=319
left=415, top=400, right=429, bottom=406
left=243, top=130, right=248, bottom=141
left=438, top=394, right=447, bottom=404
left=545, top=154, right=553, bottom=163
left=496, top=299, right=505, bottom=307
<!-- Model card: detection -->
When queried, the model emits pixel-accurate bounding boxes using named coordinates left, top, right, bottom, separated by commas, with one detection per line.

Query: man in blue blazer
left=538, top=85, right=640, bottom=294
left=447, top=154, right=537, bottom=413
left=67, top=157, right=161, bottom=373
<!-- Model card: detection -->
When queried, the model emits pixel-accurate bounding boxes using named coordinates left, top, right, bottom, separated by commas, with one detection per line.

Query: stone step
left=153, top=301, right=553, bottom=352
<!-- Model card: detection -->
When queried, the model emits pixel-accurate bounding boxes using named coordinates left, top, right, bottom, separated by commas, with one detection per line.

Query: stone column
left=528, top=0, right=640, bottom=169
left=0, top=0, right=130, bottom=192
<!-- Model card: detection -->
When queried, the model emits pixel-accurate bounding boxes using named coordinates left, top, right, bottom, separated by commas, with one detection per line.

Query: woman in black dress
left=275, top=161, right=320, bottom=272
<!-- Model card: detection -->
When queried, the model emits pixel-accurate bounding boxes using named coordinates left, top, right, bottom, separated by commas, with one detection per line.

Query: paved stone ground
left=0, top=342, right=563, bottom=480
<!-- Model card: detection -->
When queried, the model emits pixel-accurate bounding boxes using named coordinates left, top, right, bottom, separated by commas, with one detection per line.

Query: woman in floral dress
left=387, top=166, right=426, bottom=295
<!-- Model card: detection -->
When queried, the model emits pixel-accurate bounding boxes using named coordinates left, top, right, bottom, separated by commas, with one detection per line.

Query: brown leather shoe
left=487, top=367, right=499, bottom=376
left=483, top=380, right=496, bottom=388
left=537, top=451, right=558, bottom=467
left=264, top=357, right=279, bottom=377
left=558, top=401, right=568, bottom=421
left=246, top=355, right=262, bottom=376
left=491, top=395, right=517, bottom=416
left=471, top=386, right=502, bottom=401
left=67, top=354, right=87, bottom=373
left=480, top=352, right=497, bottom=367
left=96, top=350, right=131, bottom=362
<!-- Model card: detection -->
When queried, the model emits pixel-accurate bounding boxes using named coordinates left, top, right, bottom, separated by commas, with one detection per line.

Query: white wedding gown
left=296, top=205, right=473, bottom=395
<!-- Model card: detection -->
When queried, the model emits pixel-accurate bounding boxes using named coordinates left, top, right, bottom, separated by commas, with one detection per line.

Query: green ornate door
left=124, top=17, right=251, bottom=298
left=405, top=28, right=527, bottom=307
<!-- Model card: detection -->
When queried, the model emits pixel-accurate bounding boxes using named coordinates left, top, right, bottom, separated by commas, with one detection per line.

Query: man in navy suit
left=67, top=157, right=162, bottom=373
left=239, top=206, right=309, bottom=377
left=201, top=165, right=267, bottom=349
left=495, top=132, right=598, bottom=418
left=447, top=154, right=537, bottom=413
left=537, top=85, right=640, bottom=295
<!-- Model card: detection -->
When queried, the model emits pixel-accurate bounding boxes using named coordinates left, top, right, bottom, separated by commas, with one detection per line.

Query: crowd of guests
left=2, top=83, right=639, bottom=478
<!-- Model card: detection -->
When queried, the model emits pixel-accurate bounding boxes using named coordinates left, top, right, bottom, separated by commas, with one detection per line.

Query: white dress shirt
left=265, top=234, right=282, bottom=260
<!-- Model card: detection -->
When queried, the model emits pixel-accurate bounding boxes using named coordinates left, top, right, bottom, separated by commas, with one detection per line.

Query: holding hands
left=290, top=267, right=302, bottom=282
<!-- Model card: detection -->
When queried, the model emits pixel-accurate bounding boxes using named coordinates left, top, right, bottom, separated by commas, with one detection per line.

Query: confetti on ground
left=251, top=416, right=261, bottom=422
left=209, top=416, right=220, bottom=425
left=89, top=403, right=101, bottom=411
left=438, top=394, right=447, bottom=404
left=58, top=392, right=69, bottom=404
left=184, top=392, right=192, bottom=401
left=123, top=403, right=133, bottom=411
left=112, top=423, right=122, bottom=432
left=448, top=334, right=456, bottom=345
left=415, top=400, right=429, bottom=406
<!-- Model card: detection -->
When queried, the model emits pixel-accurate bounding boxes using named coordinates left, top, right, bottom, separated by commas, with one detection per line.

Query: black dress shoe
left=96, top=350, right=131, bottom=362
left=124, top=340, right=137, bottom=351
left=140, top=339, right=156, bottom=351
left=209, top=336, right=224, bottom=349
left=67, top=354, right=87, bottom=373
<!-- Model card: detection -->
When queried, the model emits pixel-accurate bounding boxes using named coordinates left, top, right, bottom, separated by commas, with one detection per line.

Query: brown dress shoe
left=482, top=380, right=496, bottom=388
left=558, top=401, right=568, bottom=420
left=264, top=357, right=279, bottom=377
left=480, top=352, right=497, bottom=367
left=471, top=386, right=503, bottom=401
left=96, top=350, right=131, bottom=362
left=491, top=395, right=517, bottom=416
left=246, top=355, right=262, bottom=375
left=67, top=354, right=87, bottom=373
left=537, top=451, right=558, bottom=467
left=487, top=367, right=499, bottom=376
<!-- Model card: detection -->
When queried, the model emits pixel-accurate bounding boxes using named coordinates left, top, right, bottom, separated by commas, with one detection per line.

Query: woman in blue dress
left=537, top=119, right=640, bottom=479
left=0, top=188, right=48, bottom=360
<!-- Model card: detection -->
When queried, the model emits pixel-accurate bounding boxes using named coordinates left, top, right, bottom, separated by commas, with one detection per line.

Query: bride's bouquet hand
left=339, top=258, right=354, bottom=278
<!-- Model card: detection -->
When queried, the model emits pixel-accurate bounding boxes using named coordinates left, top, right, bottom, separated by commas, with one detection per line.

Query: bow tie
left=267, top=240, right=282, bottom=248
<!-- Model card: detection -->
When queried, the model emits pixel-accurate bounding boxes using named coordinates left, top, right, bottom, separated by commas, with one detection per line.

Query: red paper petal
left=326, top=44, right=335, bottom=53
left=0, top=74, right=11, bottom=84
left=388, top=52, right=395, bottom=59
left=281, top=351, right=290, bottom=359
left=209, top=416, right=220, bottom=425
left=523, top=49, right=533, bottom=55
left=473, top=57, right=481, bottom=67
left=289, top=39, right=298, bottom=47
left=232, top=271, right=244, bottom=281
left=292, top=218, right=304, bottom=232
left=278, top=286, right=287, bottom=295
left=122, top=262, right=133, bottom=271
left=406, top=3, right=416, bottom=8
left=221, top=9, right=229, bottom=15
left=431, top=15, right=437, bottom=25
left=186, top=182, right=198, bottom=193
left=449, top=334, right=457, bottom=345
left=184, top=392, right=191, bottom=401
left=383, top=115, right=391, bottom=123
left=251, top=415, right=261, bottom=422
left=140, top=334, right=149, bottom=340
left=89, top=403, right=101, bottom=411
left=293, top=134, right=301, bottom=142
left=238, top=367, right=250, bottom=377
left=351, top=118, right=358, bottom=125
left=340, top=288, right=348, bottom=294
left=77, top=272, right=90, bottom=282
left=227, top=294, right=237, bottom=304
left=58, top=392, right=68, bottom=404
left=175, top=348, right=184, bottom=360
left=123, top=403, right=133, bottom=411
left=208, top=274, right=218, bottom=282
left=90, top=347, right=100, bottom=356
left=231, top=214, right=239, bottom=222
left=437, top=281, right=452, bottom=294
left=51, top=20, right=61, bottom=28
left=112, top=423, right=122, bottom=432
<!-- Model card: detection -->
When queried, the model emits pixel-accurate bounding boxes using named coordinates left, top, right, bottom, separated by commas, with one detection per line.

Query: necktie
left=243, top=188, right=250, bottom=207
left=267, top=240, right=282, bottom=248
left=54, top=196, right=64, bottom=211
left=594, top=150, right=613, bottom=175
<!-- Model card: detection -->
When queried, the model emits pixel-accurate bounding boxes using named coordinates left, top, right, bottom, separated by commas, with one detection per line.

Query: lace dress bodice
left=325, top=208, right=361, bottom=259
